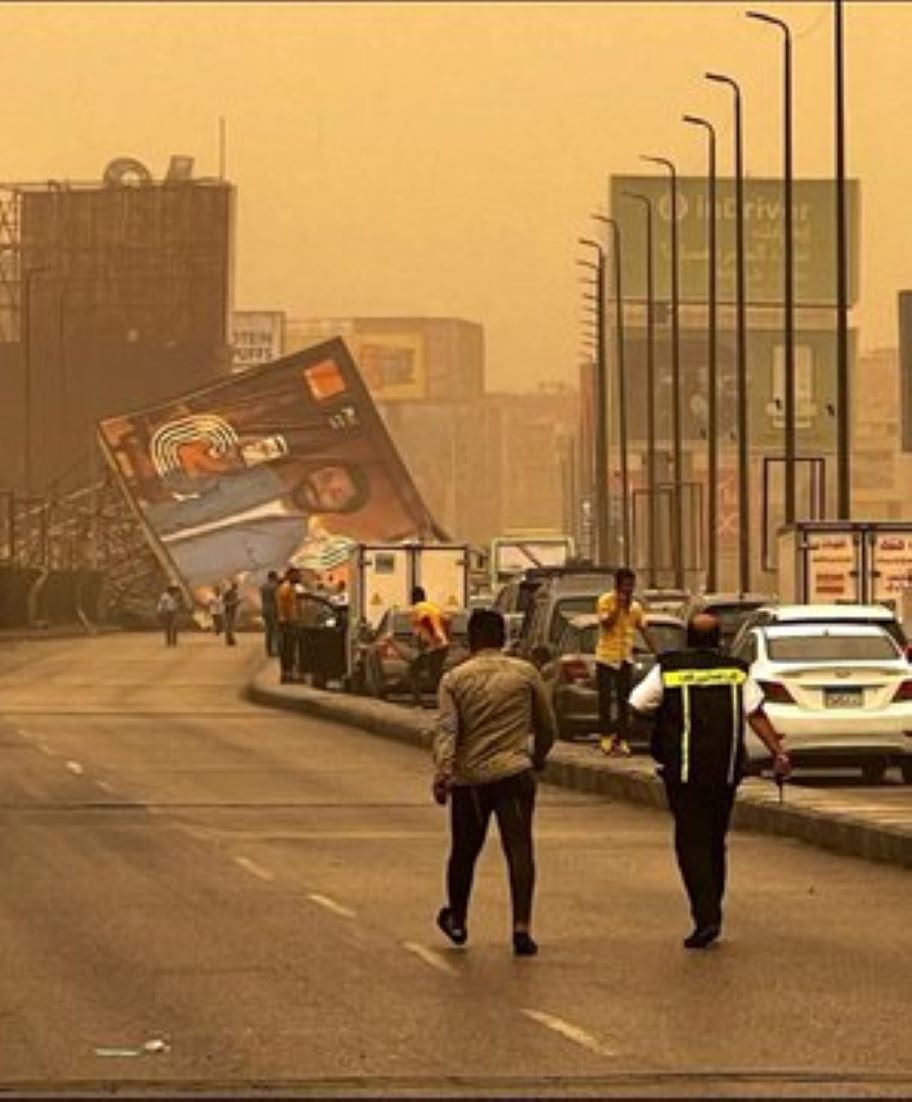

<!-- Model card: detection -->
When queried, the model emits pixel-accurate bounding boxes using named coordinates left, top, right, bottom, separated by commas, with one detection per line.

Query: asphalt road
left=0, top=633, right=910, bottom=1098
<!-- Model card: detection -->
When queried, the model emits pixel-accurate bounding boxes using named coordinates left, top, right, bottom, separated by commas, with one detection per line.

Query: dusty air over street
left=1, top=1, right=912, bottom=1098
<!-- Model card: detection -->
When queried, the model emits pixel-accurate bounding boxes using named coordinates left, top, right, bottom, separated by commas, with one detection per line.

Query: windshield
left=574, top=622, right=683, bottom=655
left=766, top=633, right=899, bottom=662
left=708, top=603, right=766, bottom=635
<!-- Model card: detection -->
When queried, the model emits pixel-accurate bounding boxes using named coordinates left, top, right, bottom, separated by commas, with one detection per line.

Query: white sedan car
left=734, top=622, right=912, bottom=783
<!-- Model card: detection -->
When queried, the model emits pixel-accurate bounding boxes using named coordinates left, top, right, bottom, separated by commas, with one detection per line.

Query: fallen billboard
left=97, top=339, right=444, bottom=604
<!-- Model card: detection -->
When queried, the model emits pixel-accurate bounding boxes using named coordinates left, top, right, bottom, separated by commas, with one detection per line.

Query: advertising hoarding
left=609, top=176, right=859, bottom=306
left=231, top=311, right=285, bottom=373
left=97, top=339, right=443, bottom=604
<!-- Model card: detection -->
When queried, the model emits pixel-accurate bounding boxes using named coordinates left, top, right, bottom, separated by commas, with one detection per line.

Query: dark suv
left=512, top=568, right=618, bottom=659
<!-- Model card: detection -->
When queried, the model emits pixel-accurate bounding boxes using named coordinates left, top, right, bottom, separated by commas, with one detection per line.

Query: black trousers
left=278, top=623, right=299, bottom=678
left=263, top=614, right=280, bottom=657
left=447, top=770, right=537, bottom=928
left=161, top=614, right=178, bottom=647
left=663, top=779, right=736, bottom=930
left=597, top=662, right=632, bottom=740
left=409, top=646, right=448, bottom=702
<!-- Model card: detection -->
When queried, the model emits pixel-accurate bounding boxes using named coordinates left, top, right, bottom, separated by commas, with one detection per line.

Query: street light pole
left=641, top=155, right=684, bottom=590
left=592, top=213, right=630, bottom=564
left=835, top=0, right=850, bottom=518
left=683, top=114, right=719, bottom=593
left=623, top=192, right=657, bottom=587
left=748, top=10, right=796, bottom=526
left=578, top=240, right=610, bottom=563
left=707, top=71, right=751, bottom=593
left=22, top=267, right=48, bottom=496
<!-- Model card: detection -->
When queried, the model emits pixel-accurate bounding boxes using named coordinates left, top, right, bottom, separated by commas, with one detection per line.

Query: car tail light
left=892, top=679, right=912, bottom=703
left=560, top=657, right=591, bottom=684
left=758, top=680, right=795, bottom=705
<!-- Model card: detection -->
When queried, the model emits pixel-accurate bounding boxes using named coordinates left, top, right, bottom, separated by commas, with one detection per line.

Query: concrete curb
left=246, top=668, right=912, bottom=872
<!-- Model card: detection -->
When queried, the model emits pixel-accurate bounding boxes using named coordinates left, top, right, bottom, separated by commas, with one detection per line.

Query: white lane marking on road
left=95, top=780, right=115, bottom=794
left=65, top=761, right=84, bottom=775
left=234, top=856, right=275, bottom=882
left=36, top=742, right=55, bottom=756
left=521, top=1009, right=615, bottom=1057
left=402, top=942, right=459, bottom=976
left=307, top=893, right=356, bottom=919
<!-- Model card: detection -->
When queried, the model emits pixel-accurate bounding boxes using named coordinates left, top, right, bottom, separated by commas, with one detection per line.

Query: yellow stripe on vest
left=662, top=668, right=747, bottom=688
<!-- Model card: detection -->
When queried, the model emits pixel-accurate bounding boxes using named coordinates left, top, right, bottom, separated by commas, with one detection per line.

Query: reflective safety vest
left=652, top=649, right=750, bottom=786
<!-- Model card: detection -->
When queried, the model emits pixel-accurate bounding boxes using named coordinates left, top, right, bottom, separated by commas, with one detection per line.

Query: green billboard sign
left=609, top=176, right=859, bottom=306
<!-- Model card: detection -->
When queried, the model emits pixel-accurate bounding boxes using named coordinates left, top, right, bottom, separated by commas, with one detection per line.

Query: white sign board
left=231, top=311, right=285, bottom=373
left=805, top=533, right=860, bottom=603
left=870, top=531, right=912, bottom=611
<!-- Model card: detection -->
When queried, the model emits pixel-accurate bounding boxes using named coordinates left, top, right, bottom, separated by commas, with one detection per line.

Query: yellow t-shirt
left=595, top=592, right=645, bottom=665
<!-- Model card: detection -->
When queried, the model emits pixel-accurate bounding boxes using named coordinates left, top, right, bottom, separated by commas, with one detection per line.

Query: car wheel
left=901, top=761, right=912, bottom=785
left=861, top=762, right=887, bottom=785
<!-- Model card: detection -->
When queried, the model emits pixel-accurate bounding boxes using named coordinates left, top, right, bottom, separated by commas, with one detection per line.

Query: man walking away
left=433, top=608, right=557, bottom=956
left=260, top=571, right=280, bottom=657
left=409, top=586, right=450, bottom=707
left=276, top=567, right=303, bottom=682
left=157, top=584, right=183, bottom=647
left=595, top=567, right=656, bottom=756
left=223, top=581, right=241, bottom=646
left=630, top=612, right=791, bottom=949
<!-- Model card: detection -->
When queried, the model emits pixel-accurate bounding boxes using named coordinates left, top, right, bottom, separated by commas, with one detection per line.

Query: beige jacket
left=434, top=649, right=557, bottom=786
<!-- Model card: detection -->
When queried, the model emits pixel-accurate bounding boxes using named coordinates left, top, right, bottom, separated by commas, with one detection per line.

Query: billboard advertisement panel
left=619, top=325, right=850, bottom=453
left=97, top=339, right=443, bottom=603
left=231, top=311, right=285, bottom=373
left=609, top=176, right=860, bottom=306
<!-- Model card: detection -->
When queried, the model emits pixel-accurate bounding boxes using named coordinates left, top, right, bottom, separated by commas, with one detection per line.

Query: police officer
left=630, top=612, right=791, bottom=949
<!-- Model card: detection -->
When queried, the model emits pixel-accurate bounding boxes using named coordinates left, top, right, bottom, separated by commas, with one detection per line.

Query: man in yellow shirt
left=596, top=567, right=656, bottom=756
left=409, top=586, right=450, bottom=706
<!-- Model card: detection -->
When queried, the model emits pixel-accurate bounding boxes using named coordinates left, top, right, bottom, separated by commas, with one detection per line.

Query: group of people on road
left=268, top=566, right=348, bottom=686
left=431, top=568, right=792, bottom=955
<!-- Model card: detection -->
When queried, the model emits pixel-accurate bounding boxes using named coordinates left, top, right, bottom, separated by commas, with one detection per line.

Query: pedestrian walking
left=409, top=586, right=450, bottom=707
left=432, top=608, right=557, bottom=957
left=276, top=567, right=303, bottom=682
left=630, top=612, right=791, bottom=949
left=157, top=584, right=183, bottom=647
left=223, top=581, right=240, bottom=646
left=208, top=586, right=225, bottom=636
left=595, top=567, right=656, bottom=756
left=259, top=571, right=281, bottom=657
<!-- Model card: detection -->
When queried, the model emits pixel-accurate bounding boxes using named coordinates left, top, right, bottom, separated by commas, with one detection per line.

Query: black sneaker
left=436, top=907, right=467, bottom=946
left=683, top=925, right=721, bottom=949
left=513, top=931, right=539, bottom=957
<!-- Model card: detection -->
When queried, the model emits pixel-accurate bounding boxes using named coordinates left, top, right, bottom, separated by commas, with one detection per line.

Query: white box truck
left=777, top=521, right=912, bottom=613
left=345, top=541, right=470, bottom=684
left=489, top=535, right=576, bottom=592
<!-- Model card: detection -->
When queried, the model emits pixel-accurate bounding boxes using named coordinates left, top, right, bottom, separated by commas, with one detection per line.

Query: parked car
left=539, top=612, right=686, bottom=741
left=677, top=592, right=777, bottom=649
left=358, top=608, right=471, bottom=700
left=732, top=621, right=912, bottom=783
left=640, top=588, right=690, bottom=617
left=512, top=567, right=618, bottom=659
left=730, top=602, right=911, bottom=659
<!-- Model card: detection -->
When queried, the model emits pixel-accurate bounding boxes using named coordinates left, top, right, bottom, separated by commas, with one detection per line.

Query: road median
left=247, top=665, right=912, bottom=872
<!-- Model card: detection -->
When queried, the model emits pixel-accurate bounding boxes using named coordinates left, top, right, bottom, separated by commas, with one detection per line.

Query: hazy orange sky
left=4, top=2, right=909, bottom=390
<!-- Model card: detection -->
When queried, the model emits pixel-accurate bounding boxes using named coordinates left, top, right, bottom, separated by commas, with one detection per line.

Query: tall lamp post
left=683, top=114, right=719, bottom=593
left=640, top=155, right=684, bottom=590
left=592, top=213, right=630, bottom=563
left=706, top=71, right=751, bottom=593
left=623, top=191, right=657, bottom=587
left=834, top=0, right=850, bottom=518
left=578, top=240, right=610, bottom=563
left=748, top=10, right=796, bottom=527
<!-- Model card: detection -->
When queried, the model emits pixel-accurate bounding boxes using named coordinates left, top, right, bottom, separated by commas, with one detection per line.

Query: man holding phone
left=596, top=567, right=657, bottom=757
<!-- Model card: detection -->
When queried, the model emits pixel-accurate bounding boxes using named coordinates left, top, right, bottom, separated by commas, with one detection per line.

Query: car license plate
left=824, top=688, right=862, bottom=708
